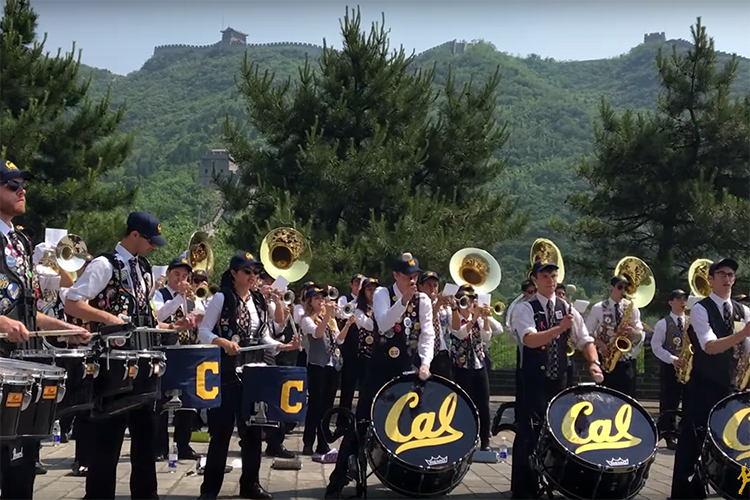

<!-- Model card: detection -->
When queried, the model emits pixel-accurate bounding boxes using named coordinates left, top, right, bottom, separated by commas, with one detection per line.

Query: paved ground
left=31, top=399, right=716, bottom=500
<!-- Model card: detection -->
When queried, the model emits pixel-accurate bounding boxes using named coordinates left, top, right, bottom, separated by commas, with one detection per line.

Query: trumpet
left=195, top=284, right=211, bottom=300
left=340, top=302, right=356, bottom=318
left=458, top=295, right=472, bottom=310
left=327, top=286, right=340, bottom=301
left=492, top=301, right=506, bottom=317
left=271, top=289, right=296, bottom=306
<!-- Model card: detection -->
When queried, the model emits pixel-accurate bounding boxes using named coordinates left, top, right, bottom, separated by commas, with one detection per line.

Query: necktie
left=7, top=232, right=30, bottom=288
left=129, top=259, right=147, bottom=312
left=236, top=298, right=251, bottom=338
left=725, top=302, right=741, bottom=359
left=677, top=317, right=684, bottom=334
left=547, top=299, right=558, bottom=378
left=433, top=309, right=442, bottom=356
left=615, top=302, right=622, bottom=326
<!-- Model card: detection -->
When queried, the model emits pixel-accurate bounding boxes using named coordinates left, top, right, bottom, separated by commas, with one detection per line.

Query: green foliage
left=219, top=8, right=527, bottom=288
left=0, top=0, right=135, bottom=235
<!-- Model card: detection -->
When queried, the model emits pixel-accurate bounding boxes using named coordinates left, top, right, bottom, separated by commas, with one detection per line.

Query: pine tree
left=565, top=18, right=750, bottom=298
left=220, top=7, right=527, bottom=286
left=0, top=0, right=135, bottom=238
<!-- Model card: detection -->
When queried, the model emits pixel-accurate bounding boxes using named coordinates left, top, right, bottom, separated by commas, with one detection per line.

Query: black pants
left=59, top=415, right=74, bottom=436
left=454, top=367, right=491, bottom=448
left=156, top=408, right=195, bottom=456
left=73, top=414, right=95, bottom=468
left=566, top=358, right=575, bottom=387
left=431, top=350, right=453, bottom=380
left=84, top=405, right=158, bottom=500
left=658, top=362, right=683, bottom=435
left=201, top=381, right=262, bottom=497
left=671, top=375, right=730, bottom=499
left=603, top=358, right=636, bottom=397
left=303, top=364, right=340, bottom=453
left=296, top=349, right=307, bottom=367
left=0, top=442, right=38, bottom=500
left=337, top=350, right=360, bottom=415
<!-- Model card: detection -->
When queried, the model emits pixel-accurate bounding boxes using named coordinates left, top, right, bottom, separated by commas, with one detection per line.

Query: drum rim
left=0, top=372, right=34, bottom=384
left=135, top=351, right=167, bottom=358
left=155, top=344, right=220, bottom=350
left=10, top=349, right=54, bottom=357
left=368, top=373, right=480, bottom=471
left=705, top=389, right=750, bottom=467
left=107, top=350, right=140, bottom=358
left=544, top=383, right=658, bottom=470
left=0, top=358, right=67, bottom=377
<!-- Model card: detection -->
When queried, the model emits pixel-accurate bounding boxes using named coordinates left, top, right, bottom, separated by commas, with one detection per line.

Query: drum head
left=371, top=374, right=479, bottom=469
left=546, top=384, right=657, bottom=469
left=708, top=390, right=750, bottom=465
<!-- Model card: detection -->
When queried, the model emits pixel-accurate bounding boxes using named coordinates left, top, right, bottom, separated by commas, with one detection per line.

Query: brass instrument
left=449, top=247, right=501, bottom=294
left=601, top=256, right=656, bottom=373
left=37, top=233, right=88, bottom=275
left=327, top=286, right=340, bottom=301
left=530, top=238, right=565, bottom=283
left=259, top=227, right=312, bottom=283
left=188, top=231, right=214, bottom=278
left=566, top=339, right=576, bottom=357
left=676, top=258, right=712, bottom=384
left=281, top=290, right=295, bottom=306
left=194, top=284, right=212, bottom=301
left=492, top=301, right=506, bottom=317
left=458, top=295, right=472, bottom=310
left=341, top=302, right=356, bottom=318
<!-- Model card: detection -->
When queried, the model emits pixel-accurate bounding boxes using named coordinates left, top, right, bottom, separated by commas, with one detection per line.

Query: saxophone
left=602, top=301, right=634, bottom=373
left=675, top=316, right=694, bottom=385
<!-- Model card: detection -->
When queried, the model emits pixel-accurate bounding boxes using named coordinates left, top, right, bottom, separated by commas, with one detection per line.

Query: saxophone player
left=671, top=258, right=750, bottom=500
left=651, top=289, right=688, bottom=450
left=586, top=276, right=645, bottom=397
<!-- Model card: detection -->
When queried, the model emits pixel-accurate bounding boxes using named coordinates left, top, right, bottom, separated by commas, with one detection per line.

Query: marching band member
left=555, top=284, right=576, bottom=387
left=294, top=280, right=315, bottom=368
left=197, top=252, right=298, bottom=500
left=586, top=276, right=645, bottom=397
left=0, top=159, right=90, bottom=500
left=336, top=273, right=363, bottom=429
left=651, top=289, right=688, bottom=450
left=418, top=271, right=452, bottom=379
left=511, top=259, right=602, bottom=499
left=671, top=258, right=750, bottom=500
left=351, top=277, right=379, bottom=410
left=326, top=252, right=435, bottom=499
left=450, top=284, right=503, bottom=451
left=299, top=284, right=355, bottom=460
left=65, top=210, right=182, bottom=500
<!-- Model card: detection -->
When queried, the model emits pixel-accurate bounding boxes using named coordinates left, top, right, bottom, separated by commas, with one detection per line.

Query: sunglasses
left=241, top=268, right=258, bottom=275
left=192, top=278, right=207, bottom=284
left=2, top=180, right=27, bottom=192
left=616, top=285, right=626, bottom=291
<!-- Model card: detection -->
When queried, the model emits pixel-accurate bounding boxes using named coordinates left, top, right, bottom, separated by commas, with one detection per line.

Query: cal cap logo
left=246, top=252, right=253, bottom=260
left=156, top=223, right=162, bottom=233
left=5, top=160, right=18, bottom=170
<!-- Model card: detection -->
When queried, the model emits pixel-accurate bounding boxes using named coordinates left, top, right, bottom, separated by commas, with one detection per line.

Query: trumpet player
left=418, top=270, right=453, bottom=380
left=449, top=284, right=503, bottom=451
left=335, top=273, right=363, bottom=427
left=651, top=289, right=688, bottom=450
left=511, top=259, right=602, bottom=499
left=586, top=276, right=645, bottom=397
left=350, top=277, right=379, bottom=411
left=671, top=258, right=750, bottom=500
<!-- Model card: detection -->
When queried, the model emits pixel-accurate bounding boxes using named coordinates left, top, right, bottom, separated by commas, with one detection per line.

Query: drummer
left=0, top=158, right=90, bottom=499
left=196, top=251, right=299, bottom=500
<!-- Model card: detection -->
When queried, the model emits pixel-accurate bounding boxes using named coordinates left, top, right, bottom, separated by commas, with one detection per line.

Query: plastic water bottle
left=52, top=420, right=61, bottom=447
left=499, top=436, right=508, bottom=463
left=168, top=443, right=178, bottom=471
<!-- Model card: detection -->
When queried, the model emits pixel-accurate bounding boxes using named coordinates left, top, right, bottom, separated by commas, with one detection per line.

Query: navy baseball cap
left=360, top=277, right=380, bottom=289
left=168, top=255, right=192, bottom=272
left=351, top=273, right=364, bottom=284
left=126, top=211, right=167, bottom=247
left=192, top=269, right=208, bottom=281
left=229, top=251, right=259, bottom=271
left=611, top=276, right=630, bottom=287
left=532, top=259, right=559, bottom=276
left=0, top=159, right=31, bottom=182
left=669, top=289, right=688, bottom=300
left=305, top=283, right=326, bottom=300
left=394, top=252, right=421, bottom=275
left=418, top=270, right=439, bottom=285
left=709, top=258, right=739, bottom=275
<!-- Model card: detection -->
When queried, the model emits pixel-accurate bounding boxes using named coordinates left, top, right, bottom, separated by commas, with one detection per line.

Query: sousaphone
left=688, top=258, right=713, bottom=299
left=55, top=234, right=88, bottom=273
left=614, top=256, right=656, bottom=309
left=260, top=227, right=312, bottom=283
left=188, top=231, right=214, bottom=278
left=449, top=247, right=501, bottom=294
left=529, top=238, right=565, bottom=283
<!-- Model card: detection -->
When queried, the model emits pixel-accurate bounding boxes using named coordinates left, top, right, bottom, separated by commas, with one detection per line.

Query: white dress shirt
left=67, top=243, right=146, bottom=303
left=586, top=298, right=645, bottom=358
left=355, top=307, right=374, bottom=332
left=514, top=293, right=594, bottom=350
left=198, top=292, right=282, bottom=350
left=436, top=304, right=451, bottom=351
left=153, top=286, right=188, bottom=323
left=651, top=313, right=686, bottom=364
left=372, top=285, right=435, bottom=367
left=690, top=293, right=750, bottom=352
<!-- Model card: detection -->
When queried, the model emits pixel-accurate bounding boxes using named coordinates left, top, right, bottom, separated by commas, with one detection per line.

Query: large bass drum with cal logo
left=367, top=373, right=479, bottom=498
left=535, top=384, right=658, bottom=499
left=700, top=390, right=750, bottom=500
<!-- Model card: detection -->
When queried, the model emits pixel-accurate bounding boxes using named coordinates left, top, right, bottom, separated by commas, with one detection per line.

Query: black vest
left=371, top=286, right=422, bottom=375
left=452, top=317, right=486, bottom=370
left=521, top=297, right=570, bottom=384
left=689, top=297, right=744, bottom=389
left=157, top=287, right=196, bottom=345
left=663, top=315, right=685, bottom=357
left=0, top=229, right=39, bottom=356
left=340, top=293, right=359, bottom=358
left=357, top=306, right=375, bottom=358
left=213, top=289, right=268, bottom=383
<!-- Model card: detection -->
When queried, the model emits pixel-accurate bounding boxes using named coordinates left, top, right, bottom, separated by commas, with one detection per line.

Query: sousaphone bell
left=614, top=256, right=656, bottom=309
left=188, top=231, right=214, bottom=278
left=449, top=247, right=501, bottom=294
left=688, top=258, right=713, bottom=300
left=260, top=227, right=312, bottom=284
left=529, top=238, right=565, bottom=283
left=55, top=234, right=88, bottom=273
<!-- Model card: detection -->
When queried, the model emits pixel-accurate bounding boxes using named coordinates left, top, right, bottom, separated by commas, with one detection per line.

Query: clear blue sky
left=30, top=0, right=750, bottom=76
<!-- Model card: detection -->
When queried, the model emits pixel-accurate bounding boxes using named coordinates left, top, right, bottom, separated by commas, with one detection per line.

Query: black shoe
left=178, top=447, right=200, bottom=460
left=266, top=445, right=295, bottom=459
left=60, top=433, right=70, bottom=444
left=302, top=445, right=314, bottom=456
left=197, top=495, right=216, bottom=500
left=240, top=483, right=273, bottom=500
left=324, top=482, right=345, bottom=500
left=666, top=438, right=678, bottom=451
left=35, top=462, right=48, bottom=475
left=224, top=465, right=233, bottom=473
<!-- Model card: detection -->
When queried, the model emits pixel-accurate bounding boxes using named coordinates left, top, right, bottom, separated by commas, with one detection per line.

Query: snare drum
left=700, top=390, right=750, bottom=500
left=0, top=364, right=33, bottom=442
left=535, top=384, right=657, bottom=500
left=156, top=344, right=221, bottom=409
left=240, top=365, right=307, bottom=423
left=367, top=374, right=479, bottom=498
left=0, top=357, right=67, bottom=440
left=131, top=350, right=166, bottom=397
left=93, top=349, right=137, bottom=398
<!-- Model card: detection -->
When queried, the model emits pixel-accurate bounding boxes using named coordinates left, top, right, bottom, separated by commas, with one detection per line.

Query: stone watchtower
left=643, top=32, right=666, bottom=44
left=199, top=149, right=238, bottom=187
left=220, top=27, right=248, bottom=47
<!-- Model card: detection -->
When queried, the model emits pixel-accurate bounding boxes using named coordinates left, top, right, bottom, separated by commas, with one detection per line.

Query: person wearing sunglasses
left=585, top=275, right=645, bottom=397
left=196, top=252, right=299, bottom=500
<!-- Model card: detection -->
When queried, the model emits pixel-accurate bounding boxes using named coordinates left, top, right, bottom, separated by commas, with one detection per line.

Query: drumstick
left=238, top=344, right=279, bottom=352
left=0, top=330, right=93, bottom=339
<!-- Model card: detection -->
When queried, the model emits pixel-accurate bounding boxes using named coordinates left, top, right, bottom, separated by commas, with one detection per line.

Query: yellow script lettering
left=384, top=391, right=463, bottom=455
left=280, top=380, right=304, bottom=414
left=561, top=401, right=641, bottom=454
left=196, top=361, right=219, bottom=400
left=723, top=407, right=750, bottom=462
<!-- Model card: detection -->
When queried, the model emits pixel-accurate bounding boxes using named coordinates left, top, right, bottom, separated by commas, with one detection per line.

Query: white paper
left=478, top=293, right=491, bottom=307
left=45, top=228, right=67, bottom=246
left=443, top=283, right=459, bottom=296
left=271, top=276, right=289, bottom=291
left=573, top=300, right=590, bottom=314
left=152, top=265, right=168, bottom=281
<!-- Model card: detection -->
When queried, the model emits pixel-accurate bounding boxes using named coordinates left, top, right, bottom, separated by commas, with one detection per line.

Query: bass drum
left=367, top=373, right=479, bottom=498
left=700, top=390, right=750, bottom=500
left=535, top=384, right=657, bottom=499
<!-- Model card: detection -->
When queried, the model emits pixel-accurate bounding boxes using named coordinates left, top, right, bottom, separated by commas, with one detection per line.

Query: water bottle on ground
left=499, top=436, right=508, bottom=463
left=168, top=443, right=178, bottom=471
left=52, top=420, right=61, bottom=447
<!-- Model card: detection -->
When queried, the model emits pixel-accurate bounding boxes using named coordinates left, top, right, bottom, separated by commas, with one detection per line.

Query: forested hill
left=81, top=37, right=750, bottom=296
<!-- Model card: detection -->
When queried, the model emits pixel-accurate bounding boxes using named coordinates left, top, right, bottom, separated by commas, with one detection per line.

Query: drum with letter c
left=700, top=390, right=750, bottom=500
left=534, top=384, right=657, bottom=499
left=0, top=363, right=33, bottom=442
left=155, top=344, right=222, bottom=409
left=240, top=365, right=307, bottom=423
left=367, top=373, right=479, bottom=498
